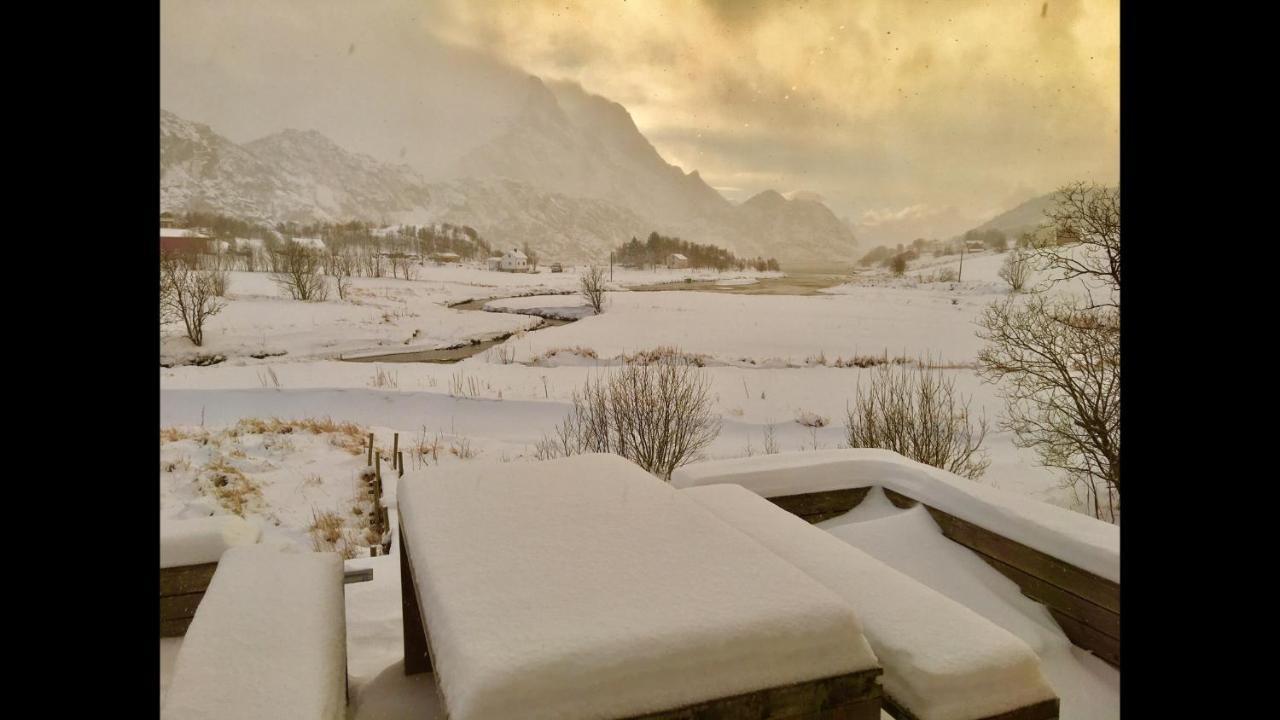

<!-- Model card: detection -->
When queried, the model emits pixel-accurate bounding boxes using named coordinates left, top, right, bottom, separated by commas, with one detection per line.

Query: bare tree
left=161, top=252, right=226, bottom=346
left=844, top=361, right=989, bottom=479
left=978, top=295, right=1120, bottom=521
left=330, top=249, right=354, bottom=300
left=998, top=247, right=1034, bottom=292
left=537, top=356, right=721, bottom=481
left=580, top=265, right=607, bottom=314
left=271, top=242, right=329, bottom=301
left=978, top=181, right=1121, bottom=522
left=1036, top=182, right=1120, bottom=308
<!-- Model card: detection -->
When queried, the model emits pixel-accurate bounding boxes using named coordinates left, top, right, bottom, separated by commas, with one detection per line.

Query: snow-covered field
left=160, top=251, right=1117, bottom=718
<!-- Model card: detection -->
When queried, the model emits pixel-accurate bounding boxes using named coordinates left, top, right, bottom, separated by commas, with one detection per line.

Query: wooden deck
left=764, top=487, right=1119, bottom=669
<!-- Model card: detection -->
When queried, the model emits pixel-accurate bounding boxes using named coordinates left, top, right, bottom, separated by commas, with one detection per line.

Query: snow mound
left=160, top=515, right=262, bottom=568
left=671, top=449, right=1118, bottom=583
left=397, top=453, right=878, bottom=720
left=162, top=545, right=347, bottom=720
left=683, top=483, right=1057, bottom=720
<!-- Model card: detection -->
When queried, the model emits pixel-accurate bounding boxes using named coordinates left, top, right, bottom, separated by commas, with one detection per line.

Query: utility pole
left=957, top=241, right=965, bottom=283
left=610, top=251, right=614, bottom=282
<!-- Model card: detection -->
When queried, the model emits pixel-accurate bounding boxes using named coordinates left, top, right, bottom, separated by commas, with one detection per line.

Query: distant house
left=666, top=253, right=689, bottom=269
left=964, top=240, right=986, bottom=252
left=160, top=227, right=211, bottom=254
left=498, top=248, right=529, bottom=272
left=431, top=252, right=461, bottom=264
left=487, top=256, right=503, bottom=271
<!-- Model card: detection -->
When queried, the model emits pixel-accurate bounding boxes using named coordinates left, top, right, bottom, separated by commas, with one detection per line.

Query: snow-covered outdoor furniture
left=162, top=545, right=348, bottom=720
left=673, top=450, right=1120, bottom=668
left=683, top=483, right=1059, bottom=720
left=397, top=453, right=885, bottom=720
left=159, top=515, right=261, bottom=636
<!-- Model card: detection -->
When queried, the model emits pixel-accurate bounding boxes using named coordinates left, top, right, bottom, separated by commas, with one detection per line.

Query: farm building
left=666, top=253, right=689, bottom=269
left=160, top=228, right=212, bottom=254
left=290, top=237, right=326, bottom=250
left=1031, top=224, right=1082, bottom=247
left=430, top=252, right=461, bottom=264
left=498, top=248, right=529, bottom=272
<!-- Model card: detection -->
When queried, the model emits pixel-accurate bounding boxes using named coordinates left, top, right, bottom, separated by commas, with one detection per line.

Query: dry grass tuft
left=198, top=458, right=262, bottom=517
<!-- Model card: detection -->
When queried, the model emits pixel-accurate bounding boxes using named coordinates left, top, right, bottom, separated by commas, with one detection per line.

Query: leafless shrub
left=368, top=366, right=398, bottom=389
left=271, top=241, right=329, bottom=301
left=538, top=356, right=720, bottom=481
left=580, top=265, right=607, bottom=314
left=844, top=361, right=989, bottom=479
left=762, top=422, right=780, bottom=455
left=161, top=252, right=226, bottom=347
left=998, top=247, right=1034, bottom=292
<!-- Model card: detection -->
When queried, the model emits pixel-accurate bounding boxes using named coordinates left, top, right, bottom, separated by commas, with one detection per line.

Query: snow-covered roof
left=504, top=248, right=528, bottom=259
left=160, top=228, right=210, bottom=239
left=290, top=237, right=326, bottom=249
left=669, top=253, right=688, bottom=261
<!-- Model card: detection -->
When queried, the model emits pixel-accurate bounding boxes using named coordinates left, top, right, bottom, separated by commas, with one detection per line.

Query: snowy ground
left=160, top=250, right=1117, bottom=717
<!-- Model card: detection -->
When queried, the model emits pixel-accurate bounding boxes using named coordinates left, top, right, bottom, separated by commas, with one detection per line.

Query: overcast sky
left=162, top=0, right=1118, bottom=241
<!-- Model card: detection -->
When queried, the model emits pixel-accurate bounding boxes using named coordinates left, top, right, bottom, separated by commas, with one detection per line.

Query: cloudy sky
left=162, top=0, right=1118, bottom=241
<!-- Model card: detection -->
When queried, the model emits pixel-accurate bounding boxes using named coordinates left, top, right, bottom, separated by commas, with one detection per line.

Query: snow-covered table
left=396, top=453, right=884, bottom=720
left=683, top=484, right=1059, bottom=720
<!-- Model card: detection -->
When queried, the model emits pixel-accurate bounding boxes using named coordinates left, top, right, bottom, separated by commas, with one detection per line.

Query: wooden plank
left=344, top=567, right=373, bottom=584
left=1048, top=609, right=1120, bottom=669
left=160, top=592, right=205, bottom=620
left=982, top=555, right=1119, bottom=640
left=884, top=694, right=1059, bottom=720
left=622, top=667, right=883, bottom=720
left=768, top=487, right=871, bottom=525
left=399, top=523, right=432, bottom=675
left=160, top=616, right=194, bottom=638
left=881, top=488, right=918, bottom=510
left=160, top=563, right=219, bottom=596
left=880, top=489, right=1119, bottom=613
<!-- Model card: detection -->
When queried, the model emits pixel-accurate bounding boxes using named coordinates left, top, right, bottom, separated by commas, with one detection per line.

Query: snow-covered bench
left=683, top=483, right=1059, bottom=720
left=159, top=515, right=261, bottom=636
left=397, top=453, right=885, bottom=720
left=161, top=545, right=348, bottom=720
left=673, top=450, right=1120, bottom=667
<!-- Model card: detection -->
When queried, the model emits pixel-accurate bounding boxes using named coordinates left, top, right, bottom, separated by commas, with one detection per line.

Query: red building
left=160, top=228, right=212, bottom=253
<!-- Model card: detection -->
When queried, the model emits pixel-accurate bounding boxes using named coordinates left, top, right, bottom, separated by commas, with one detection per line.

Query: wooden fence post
left=367, top=433, right=374, bottom=466
left=398, top=451, right=404, bottom=478
left=392, top=433, right=400, bottom=470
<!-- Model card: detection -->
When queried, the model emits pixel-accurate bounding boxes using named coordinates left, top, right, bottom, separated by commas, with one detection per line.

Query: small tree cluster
left=998, top=248, right=1034, bottom=292
left=536, top=356, right=721, bottom=481
left=844, top=361, right=990, bottom=479
left=271, top=241, right=329, bottom=301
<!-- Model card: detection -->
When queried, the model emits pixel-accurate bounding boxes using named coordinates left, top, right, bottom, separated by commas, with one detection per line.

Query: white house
left=498, top=248, right=529, bottom=272
left=666, top=253, right=689, bottom=269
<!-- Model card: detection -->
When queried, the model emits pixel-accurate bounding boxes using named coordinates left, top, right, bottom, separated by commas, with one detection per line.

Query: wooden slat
left=1048, top=609, right=1120, bottom=669
left=616, top=667, right=882, bottom=720
left=884, top=694, right=1059, bottom=720
left=768, top=487, right=871, bottom=524
left=160, top=563, right=219, bottom=596
left=982, top=555, right=1119, bottom=640
left=400, top=523, right=432, bottom=675
left=160, top=592, right=205, bottom=621
left=344, top=567, right=373, bottom=584
left=880, top=489, right=1119, bottom=613
left=160, top=616, right=194, bottom=638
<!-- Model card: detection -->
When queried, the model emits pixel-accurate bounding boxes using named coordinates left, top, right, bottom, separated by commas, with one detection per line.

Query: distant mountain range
left=160, top=78, right=859, bottom=264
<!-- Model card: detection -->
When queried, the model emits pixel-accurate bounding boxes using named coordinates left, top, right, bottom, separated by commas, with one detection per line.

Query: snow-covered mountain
left=161, top=89, right=858, bottom=264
